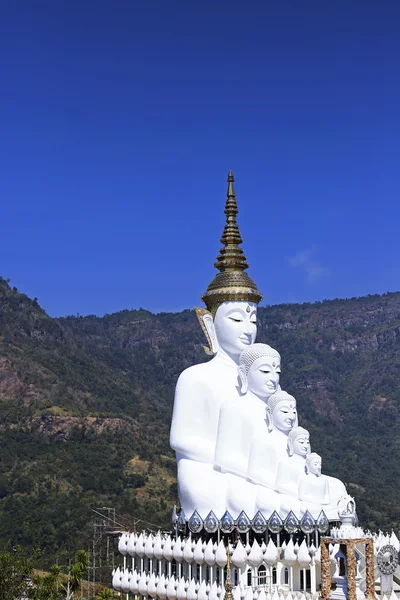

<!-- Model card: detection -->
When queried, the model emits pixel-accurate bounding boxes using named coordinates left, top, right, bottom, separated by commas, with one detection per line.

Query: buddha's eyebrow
left=226, top=308, right=245, bottom=314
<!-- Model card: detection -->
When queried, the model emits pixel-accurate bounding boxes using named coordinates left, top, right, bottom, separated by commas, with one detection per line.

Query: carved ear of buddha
left=195, top=307, right=219, bottom=355
left=238, top=364, right=248, bottom=394
left=287, top=437, right=294, bottom=457
left=265, top=406, right=273, bottom=432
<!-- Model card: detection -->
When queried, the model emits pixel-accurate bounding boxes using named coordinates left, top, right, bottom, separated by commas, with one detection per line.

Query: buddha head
left=305, top=452, right=322, bottom=476
left=238, top=343, right=281, bottom=398
left=195, top=172, right=262, bottom=362
left=266, top=390, right=297, bottom=433
left=287, top=426, right=311, bottom=458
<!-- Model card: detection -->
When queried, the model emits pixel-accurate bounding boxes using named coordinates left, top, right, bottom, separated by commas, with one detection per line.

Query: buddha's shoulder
left=176, top=360, right=216, bottom=386
left=252, top=432, right=274, bottom=448
left=220, top=394, right=244, bottom=413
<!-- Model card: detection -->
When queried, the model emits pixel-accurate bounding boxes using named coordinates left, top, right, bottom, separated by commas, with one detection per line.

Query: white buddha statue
left=248, top=391, right=297, bottom=485
left=298, top=452, right=330, bottom=517
left=298, top=451, right=347, bottom=520
left=169, top=171, right=262, bottom=519
left=247, top=390, right=297, bottom=516
left=214, top=343, right=281, bottom=517
left=275, top=426, right=310, bottom=517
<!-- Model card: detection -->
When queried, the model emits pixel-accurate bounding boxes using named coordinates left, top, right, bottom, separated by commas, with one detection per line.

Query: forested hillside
left=0, top=276, right=399, bottom=566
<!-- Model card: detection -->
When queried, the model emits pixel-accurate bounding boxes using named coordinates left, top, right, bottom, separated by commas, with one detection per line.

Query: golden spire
left=214, top=171, right=249, bottom=273
left=201, top=171, right=262, bottom=316
left=224, top=542, right=233, bottom=600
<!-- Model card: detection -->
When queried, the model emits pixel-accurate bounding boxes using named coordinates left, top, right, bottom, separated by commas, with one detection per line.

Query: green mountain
left=0, top=276, right=399, bottom=565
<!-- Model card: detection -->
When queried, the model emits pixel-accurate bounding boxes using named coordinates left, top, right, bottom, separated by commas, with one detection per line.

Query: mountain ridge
left=0, top=276, right=399, bottom=565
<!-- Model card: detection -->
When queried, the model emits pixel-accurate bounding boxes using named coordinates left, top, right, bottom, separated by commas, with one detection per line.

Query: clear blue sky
left=1, top=1, right=399, bottom=317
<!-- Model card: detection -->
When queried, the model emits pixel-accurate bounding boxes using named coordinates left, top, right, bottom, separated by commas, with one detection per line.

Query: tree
left=27, top=549, right=88, bottom=600
left=95, top=588, right=119, bottom=599
left=67, top=549, right=88, bottom=596
left=28, top=564, right=63, bottom=600
left=0, top=546, right=33, bottom=600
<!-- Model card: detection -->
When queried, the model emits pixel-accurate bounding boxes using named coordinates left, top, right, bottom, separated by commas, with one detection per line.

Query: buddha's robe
left=275, top=454, right=305, bottom=518
left=323, top=475, right=347, bottom=520
left=247, top=429, right=288, bottom=517
left=214, top=390, right=270, bottom=517
left=298, top=472, right=330, bottom=517
left=170, top=353, right=239, bottom=518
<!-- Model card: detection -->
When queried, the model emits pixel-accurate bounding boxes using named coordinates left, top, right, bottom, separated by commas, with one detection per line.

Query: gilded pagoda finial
left=224, top=542, right=233, bottom=600
left=201, top=171, right=262, bottom=316
left=226, top=170, right=236, bottom=206
left=214, top=170, right=249, bottom=273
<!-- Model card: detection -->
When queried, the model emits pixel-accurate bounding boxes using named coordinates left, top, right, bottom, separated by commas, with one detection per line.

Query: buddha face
left=306, top=453, right=322, bottom=476
left=247, top=356, right=281, bottom=400
left=272, top=400, right=297, bottom=433
left=213, top=301, right=257, bottom=360
left=293, top=433, right=310, bottom=457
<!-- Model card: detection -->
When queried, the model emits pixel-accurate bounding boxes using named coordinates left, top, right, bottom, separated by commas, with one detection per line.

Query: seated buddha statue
left=214, top=343, right=281, bottom=517
left=298, top=452, right=330, bottom=517
left=275, top=426, right=310, bottom=517
left=247, top=390, right=297, bottom=516
left=169, top=172, right=263, bottom=519
left=298, top=451, right=347, bottom=520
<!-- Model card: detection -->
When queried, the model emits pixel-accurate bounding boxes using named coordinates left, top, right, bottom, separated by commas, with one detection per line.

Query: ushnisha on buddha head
left=195, top=171, right=262, bottom=361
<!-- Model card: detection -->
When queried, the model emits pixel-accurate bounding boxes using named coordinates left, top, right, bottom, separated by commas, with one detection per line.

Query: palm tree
left=62, top=549, right=88, bottom=598
left=29, top=564, right=63, bottom=600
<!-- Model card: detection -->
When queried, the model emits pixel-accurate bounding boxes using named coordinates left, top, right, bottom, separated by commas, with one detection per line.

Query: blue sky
left=1, top=1, right=399, bottom=316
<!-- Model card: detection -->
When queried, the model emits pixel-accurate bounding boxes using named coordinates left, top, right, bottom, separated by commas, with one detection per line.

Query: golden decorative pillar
left=345, top=542, right=356, bottom=600
left=224, top=543, right=233, bottom=600
left=320, top=538, right=331, bottom=599
left=364, top=538, right=375, bottom=600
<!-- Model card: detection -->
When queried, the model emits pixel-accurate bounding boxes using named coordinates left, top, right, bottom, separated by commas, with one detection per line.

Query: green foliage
left=29, top=565, right=63, bottom=600
left=28, top=550, right=88, bottom=599
left=1, top=277, right=400, bottom=566
left=0, top=546, right=33, bottom=600
left=95, top=588, right=119, bottom=599
left=68, top=549, right=88, bottom=592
